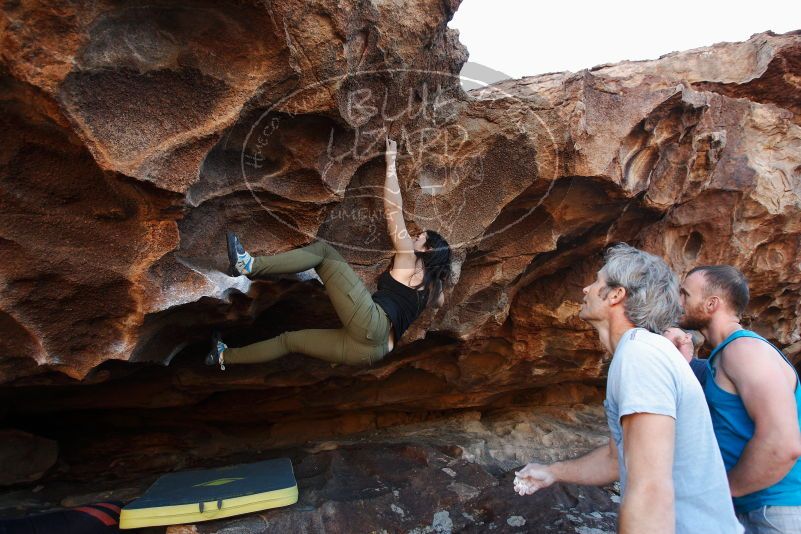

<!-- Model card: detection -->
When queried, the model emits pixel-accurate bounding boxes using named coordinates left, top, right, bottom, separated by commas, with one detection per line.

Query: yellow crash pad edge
left=119, top=485, right=298, bottom=529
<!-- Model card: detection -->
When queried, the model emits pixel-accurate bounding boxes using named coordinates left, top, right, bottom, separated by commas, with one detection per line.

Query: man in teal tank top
left=678, top=265, right=801, bottom=532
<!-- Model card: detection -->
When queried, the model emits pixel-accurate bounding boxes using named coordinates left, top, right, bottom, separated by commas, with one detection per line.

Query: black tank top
left=371, top=270, right=429, bottom=341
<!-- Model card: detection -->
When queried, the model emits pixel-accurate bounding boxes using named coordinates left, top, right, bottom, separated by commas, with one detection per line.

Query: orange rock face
left=1, top=1, right=800, bottom=479
left=0, top=0, right=467, bottom=381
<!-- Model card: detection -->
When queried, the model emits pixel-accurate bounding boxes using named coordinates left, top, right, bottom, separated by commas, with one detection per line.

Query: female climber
left=206, top=138, right=452, bottom=368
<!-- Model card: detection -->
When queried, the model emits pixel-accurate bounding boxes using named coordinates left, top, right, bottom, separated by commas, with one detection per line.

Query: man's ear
left=608, top=286, right=626, bottom=306
left=705, top=295, right=720, bottom=314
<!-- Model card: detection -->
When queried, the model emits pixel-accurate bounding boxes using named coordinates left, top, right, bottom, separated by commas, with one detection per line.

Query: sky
left=449, top=0, right=801, bottom=83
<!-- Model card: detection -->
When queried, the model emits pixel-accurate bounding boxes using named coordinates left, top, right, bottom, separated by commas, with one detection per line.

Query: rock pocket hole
left=683, top=231, right=703, bottom=261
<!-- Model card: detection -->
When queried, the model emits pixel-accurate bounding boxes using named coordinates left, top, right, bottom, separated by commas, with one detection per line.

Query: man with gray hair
left=514, top=244, right=742, bottom=533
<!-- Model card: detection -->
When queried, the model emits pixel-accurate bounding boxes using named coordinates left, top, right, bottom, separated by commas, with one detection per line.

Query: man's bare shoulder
left=723, top=336, right=778, bottom=361
left=720, top=336, right=790, bottom=383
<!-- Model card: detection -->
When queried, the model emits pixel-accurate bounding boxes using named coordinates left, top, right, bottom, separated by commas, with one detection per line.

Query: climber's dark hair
left=414, top=230, right=451, bottom=308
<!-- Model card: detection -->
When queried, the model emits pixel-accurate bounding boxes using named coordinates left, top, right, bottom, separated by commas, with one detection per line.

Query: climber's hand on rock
left=385, top=137, right=397, bottom=163
left=514, top=463, right=556, bottom=495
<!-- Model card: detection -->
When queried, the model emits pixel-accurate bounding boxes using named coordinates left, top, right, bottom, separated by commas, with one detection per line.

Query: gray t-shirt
left=604, top=328, right=742, bottom=534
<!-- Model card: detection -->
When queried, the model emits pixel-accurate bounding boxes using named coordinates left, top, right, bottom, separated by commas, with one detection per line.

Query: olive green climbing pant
left=223, top=241, right=392, bottom=366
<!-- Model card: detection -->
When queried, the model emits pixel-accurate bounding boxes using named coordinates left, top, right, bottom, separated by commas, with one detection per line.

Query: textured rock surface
left=1, top=4, right=797, bottom=398
left=1, top=0, right=467, bottom=381
left=0, top=429, right=58, bottom=486
left=1, top=0, right=801, bottom=529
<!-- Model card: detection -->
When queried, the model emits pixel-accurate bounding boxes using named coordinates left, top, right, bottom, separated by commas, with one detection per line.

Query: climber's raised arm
left=209, top=141, right=453, bottom=369
left=383, top=138, right=415, bottom=266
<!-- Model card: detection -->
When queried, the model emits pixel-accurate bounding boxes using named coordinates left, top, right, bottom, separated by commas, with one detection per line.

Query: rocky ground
left=0, top=405, right=617, bottom=533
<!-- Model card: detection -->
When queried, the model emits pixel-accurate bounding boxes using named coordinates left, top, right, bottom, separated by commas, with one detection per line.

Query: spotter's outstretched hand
left=513, top=463, right=556, bottom=496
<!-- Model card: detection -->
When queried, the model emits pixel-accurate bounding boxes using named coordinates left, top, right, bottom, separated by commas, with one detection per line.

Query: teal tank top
left=705, top=329, right=801, bottom=512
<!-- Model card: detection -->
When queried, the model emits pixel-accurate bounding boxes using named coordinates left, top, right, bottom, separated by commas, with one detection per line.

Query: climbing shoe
left=226, top=231, right=253, bottom=276
left=205, top=330, right=227, bottom=370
